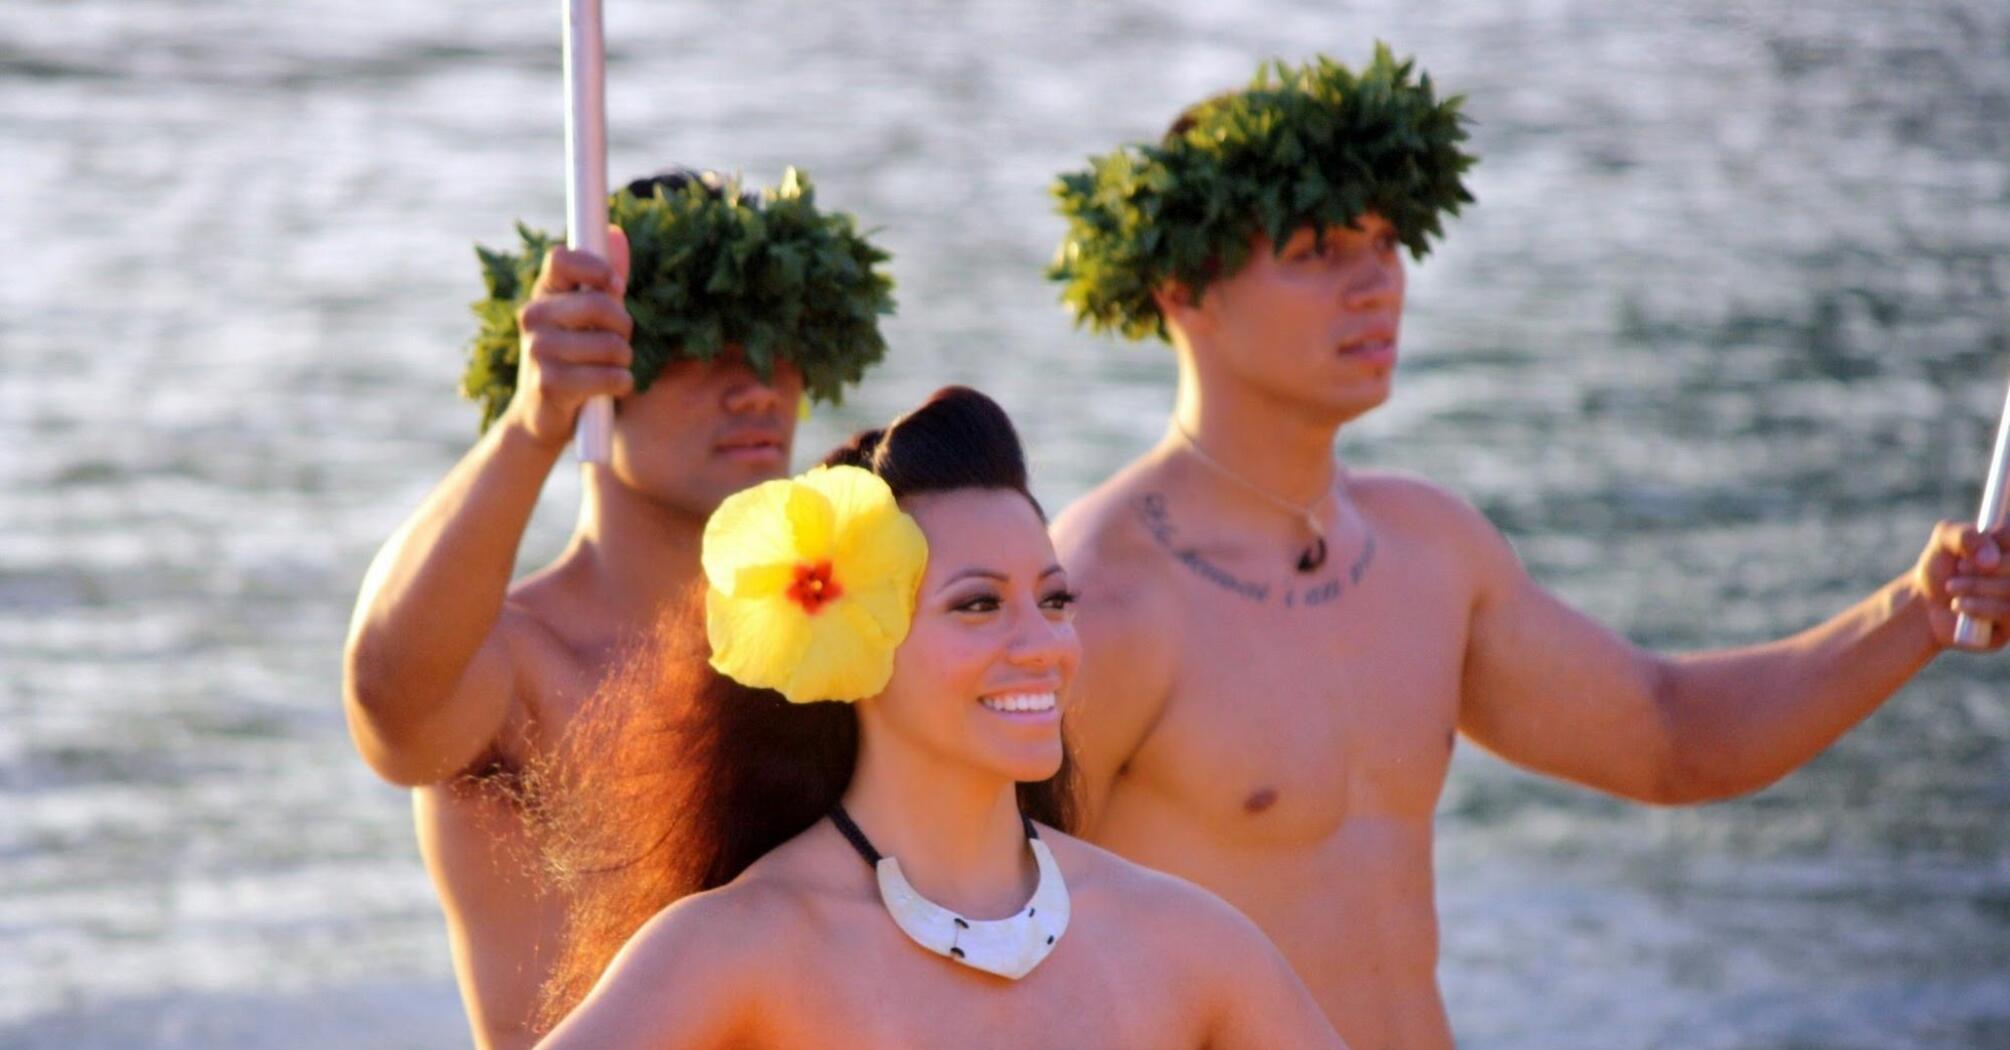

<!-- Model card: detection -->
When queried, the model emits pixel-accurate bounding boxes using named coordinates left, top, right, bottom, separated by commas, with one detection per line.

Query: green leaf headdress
left=1048, top=44, right=1478, bottom=342
left=461, top=167, right=897, bottom=432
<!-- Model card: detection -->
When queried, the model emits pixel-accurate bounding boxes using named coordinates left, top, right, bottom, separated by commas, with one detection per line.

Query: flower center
left=787, top=560, right=844, bottom=614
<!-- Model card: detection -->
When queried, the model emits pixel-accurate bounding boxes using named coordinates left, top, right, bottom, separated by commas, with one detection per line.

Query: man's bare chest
left=1119, top=545, right=1469, bottom=833
left=499, top=612, right=631, bottom=763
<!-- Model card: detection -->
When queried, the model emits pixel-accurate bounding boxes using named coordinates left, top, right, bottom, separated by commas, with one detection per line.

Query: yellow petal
left=702, top=479, right=809, bottom=594
left=731, top=562, right=798, bottom=600
left=842, top=580, right=916, bottom=650
left=798, top=464, right=895, bottom=530
left=834, top=501, right=928, bottom=611
left=782, top=480, right=837, bottom=564
left=783, top=597, right=898, bottom=701
left=706, top=587, right=812, bottom=698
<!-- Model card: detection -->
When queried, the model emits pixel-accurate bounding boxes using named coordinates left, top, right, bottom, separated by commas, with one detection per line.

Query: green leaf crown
left=1047, top=45, right=1478, bottom=342
left=461, top=167, right=896, bottom=432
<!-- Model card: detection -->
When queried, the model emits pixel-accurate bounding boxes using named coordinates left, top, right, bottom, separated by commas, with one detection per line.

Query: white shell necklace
left=829, top=805, right=1070, bottom=981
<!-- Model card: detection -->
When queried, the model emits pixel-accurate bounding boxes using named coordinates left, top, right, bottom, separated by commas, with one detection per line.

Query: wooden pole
left=564, top=0, right=612, bottom=464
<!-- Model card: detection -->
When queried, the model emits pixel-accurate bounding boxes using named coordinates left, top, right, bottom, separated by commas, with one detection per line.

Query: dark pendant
left=1296, top=536, right=1328, bottom=574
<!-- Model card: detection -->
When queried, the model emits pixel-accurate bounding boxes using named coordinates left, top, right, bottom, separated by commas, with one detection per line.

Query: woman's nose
left=1006, top=607, right=1076, bottom=671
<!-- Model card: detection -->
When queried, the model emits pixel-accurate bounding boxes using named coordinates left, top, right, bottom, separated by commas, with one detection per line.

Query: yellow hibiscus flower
left=701, top=465, right=929, bottom=703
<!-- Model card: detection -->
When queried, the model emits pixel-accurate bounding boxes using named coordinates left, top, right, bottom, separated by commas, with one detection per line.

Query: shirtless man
left=342, top=171, right=887, bottom=1048
left=1047, top=52, right=2010, bottom=1050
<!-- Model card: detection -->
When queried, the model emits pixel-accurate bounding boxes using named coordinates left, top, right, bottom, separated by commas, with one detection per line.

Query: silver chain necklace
left=1171, top=420, right=1331, bottom=574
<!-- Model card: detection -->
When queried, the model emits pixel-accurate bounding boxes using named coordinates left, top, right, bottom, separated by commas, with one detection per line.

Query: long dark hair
left=528, top=386, right=1080, bottom=1028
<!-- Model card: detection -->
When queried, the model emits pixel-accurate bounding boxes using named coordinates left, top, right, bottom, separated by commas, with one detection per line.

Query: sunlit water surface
left=3, top=1, right=2007, bottom=1046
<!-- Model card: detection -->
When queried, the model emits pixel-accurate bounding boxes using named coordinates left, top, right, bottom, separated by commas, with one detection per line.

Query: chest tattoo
left=1137, top=492, right=1378, bottom=611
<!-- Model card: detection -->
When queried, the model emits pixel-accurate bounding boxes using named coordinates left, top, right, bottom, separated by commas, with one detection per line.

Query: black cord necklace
left=829, top=804, right=1039, bottom=865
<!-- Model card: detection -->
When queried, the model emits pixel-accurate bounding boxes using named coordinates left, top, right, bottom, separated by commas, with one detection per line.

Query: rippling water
left=4, top=1, right=2007, bottom=1047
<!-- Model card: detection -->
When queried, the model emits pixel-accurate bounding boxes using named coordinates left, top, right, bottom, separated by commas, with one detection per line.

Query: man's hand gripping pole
left=1954, top=375, right=2010, bottom=650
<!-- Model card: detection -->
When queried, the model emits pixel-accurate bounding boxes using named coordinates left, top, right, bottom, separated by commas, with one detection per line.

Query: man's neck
left=1169, top=363, right=1347, bottom=511
left=841, top=729, right=1034, bottom=920
left=560, top=465, right=706, bottom=628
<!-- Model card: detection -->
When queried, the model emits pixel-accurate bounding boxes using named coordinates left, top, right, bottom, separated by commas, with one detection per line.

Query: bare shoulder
left=1349, top=468, right=1489, bottom=533
left=1051, top=461, right=1185, bottom=651
left=1348, top=468, right=1519, bottom=579
left=714, top=822, right=865, bottom=937
left=1043, top=832, right=1339, bottom=1047
left=1053, top=461, right=1169, bottom=583
left=604, top=851, right=829, bottom=1001
left=613, top=884, right=769, bottom=978
left=628, top=874, right=807, bottom=968
left=483, top=556, right=633, bottom=763
left=1044, top=831, right=1263, bottom=951
left=546, top=877, right=797, bottom=1048
left=499, top=558, right=591, bottom=652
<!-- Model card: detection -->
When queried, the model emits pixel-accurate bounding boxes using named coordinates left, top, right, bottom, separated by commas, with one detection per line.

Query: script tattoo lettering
left=1348, top=529, right=1377, bottom=586
left=1137, top=493, right=1379, bottom=611
left=1139, top=493, right=1271, bottom=602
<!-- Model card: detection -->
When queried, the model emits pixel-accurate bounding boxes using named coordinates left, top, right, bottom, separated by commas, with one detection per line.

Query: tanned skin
left=1054, top=213, right=2010, bottom=1050
left=539, top=491, right=1346, bottom=1050
left=342, top=227, right=805, bottom=1050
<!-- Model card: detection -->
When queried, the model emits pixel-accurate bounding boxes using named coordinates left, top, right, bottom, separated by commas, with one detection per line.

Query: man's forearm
left=345, top=418, right=564, bottom=720
left=1657, top=574, right=1941, bottom=802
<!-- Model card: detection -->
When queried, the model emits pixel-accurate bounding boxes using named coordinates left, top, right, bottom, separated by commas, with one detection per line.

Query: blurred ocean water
left=2, top=1, right=2007, bottom=1046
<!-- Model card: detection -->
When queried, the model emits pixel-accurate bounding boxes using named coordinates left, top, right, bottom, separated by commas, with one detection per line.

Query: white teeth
left=980, top=692, right=1056, bottom=714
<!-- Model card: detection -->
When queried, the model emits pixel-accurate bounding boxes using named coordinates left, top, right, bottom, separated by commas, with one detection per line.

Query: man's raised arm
left=1454, top=491, right=2010, bottom=805
left=343, top=233, right=632, bottom=786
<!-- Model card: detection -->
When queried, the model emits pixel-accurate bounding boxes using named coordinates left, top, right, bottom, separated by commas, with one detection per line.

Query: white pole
left=564, top=0, right=613, bottom=464
left=1953, top=377, right=2010, bottom=650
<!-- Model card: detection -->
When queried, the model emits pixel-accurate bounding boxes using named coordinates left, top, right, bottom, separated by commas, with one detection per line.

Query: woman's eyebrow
left=936, top=564, right=1066, bottom=589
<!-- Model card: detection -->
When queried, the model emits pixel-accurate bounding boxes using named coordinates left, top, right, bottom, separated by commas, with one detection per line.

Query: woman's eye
left=953, top=595, right=1001, bottom=613
left=1042, top=590, right=1080, bottom=612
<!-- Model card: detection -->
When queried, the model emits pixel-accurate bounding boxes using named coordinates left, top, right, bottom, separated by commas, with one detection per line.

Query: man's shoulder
left=1350, top=468, right=1507, bottom=546
left=1349, top=468, right=1521, bottom=589
left=495, top=555, right=634, bottom=687
left=474, top=558, right=640, bottom=773
left=500, top=557, right=590, bottom=644
left=1052, top=458, right=1183, bottom=608
left=1350, top=467, right=1476, bottom=521
left=1055, top=460, right=1157, bottom=553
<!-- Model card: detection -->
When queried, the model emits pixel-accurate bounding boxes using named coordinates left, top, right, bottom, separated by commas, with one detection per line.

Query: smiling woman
left=524, top=387, right=1343, bottom=1049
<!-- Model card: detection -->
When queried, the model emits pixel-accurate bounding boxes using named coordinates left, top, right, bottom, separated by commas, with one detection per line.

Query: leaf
left=1047, top=45, right=1477, bottom=341
left=459, top=167, right=895, bottom=431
